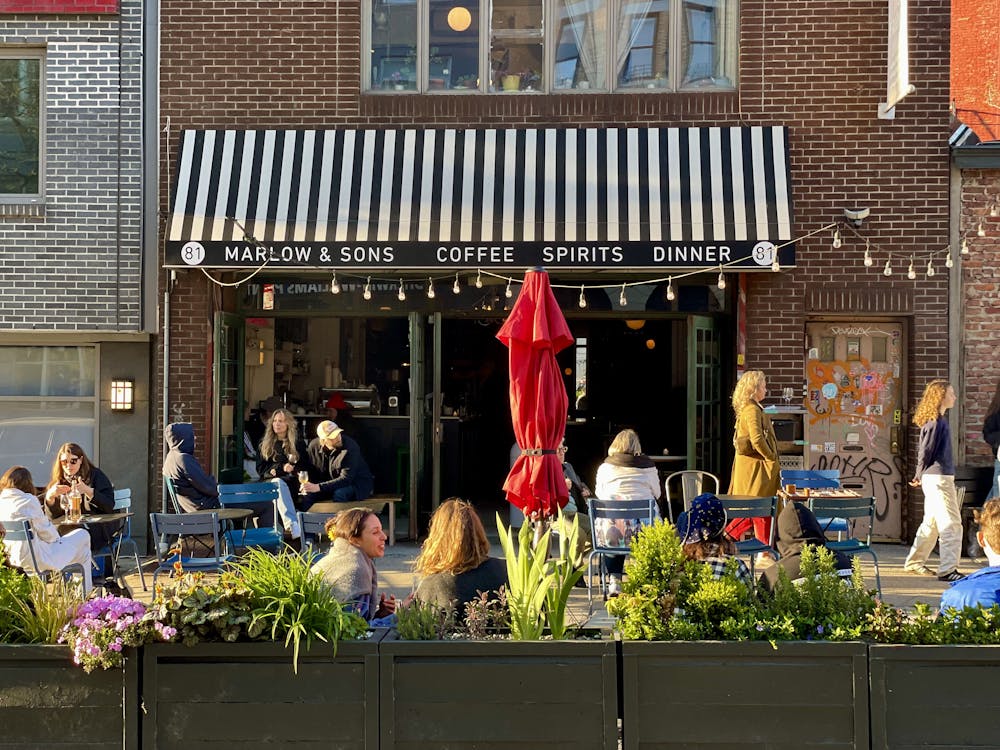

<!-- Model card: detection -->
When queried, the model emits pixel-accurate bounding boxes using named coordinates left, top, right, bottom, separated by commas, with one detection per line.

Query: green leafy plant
left=15, top=576, right=85, bottom=644
left=864, top=601, right=1000, bottom=645
left=497, top=514, right=554, bottom=640
left=0, top=564, right=31, bottom=642
left=232, top=547, right=368, bottom=672
left=545, top=511, right=585, bottom=640
left=147, top=573, right=254, bottom=646
left=461, top=588, right=510, bottom=640
left=395, top=598, right=456, bottom=641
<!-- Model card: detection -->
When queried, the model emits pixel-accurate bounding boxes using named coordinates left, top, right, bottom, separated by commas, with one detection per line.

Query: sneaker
left=904, top=564, right=935, bottom=576
left=607, top=576, right=621, bottom=597
left=938, top=570, right=967, bottom=582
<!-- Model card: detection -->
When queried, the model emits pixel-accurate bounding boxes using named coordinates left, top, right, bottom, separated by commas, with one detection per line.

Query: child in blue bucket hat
left=676, top=493, right=753, bottom=588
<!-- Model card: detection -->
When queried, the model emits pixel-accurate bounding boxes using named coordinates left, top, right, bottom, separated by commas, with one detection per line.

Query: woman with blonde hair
left=904, top=379, right=965, bottom=581
left=725, top=370, right=780, bottom=544
left=413, top=498, right=507, bottom=616
left=256, top=407, right=308, bottom=541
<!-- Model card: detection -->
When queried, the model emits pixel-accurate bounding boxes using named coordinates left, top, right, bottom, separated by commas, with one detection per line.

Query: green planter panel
left=379, top=638, right=618, bottom=750
left=870, top=644, right=1000, bottom=749
left=141, top=636, right=384, bottom=750
left=0, top=644, right=135, bottom=749
left=621, top=641, right=869, bottom=750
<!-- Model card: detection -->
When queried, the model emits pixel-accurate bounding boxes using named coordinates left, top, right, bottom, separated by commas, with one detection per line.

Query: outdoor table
left=57, top=511, right=131, bottom=588
left=186, top=507, right=254, bottom=554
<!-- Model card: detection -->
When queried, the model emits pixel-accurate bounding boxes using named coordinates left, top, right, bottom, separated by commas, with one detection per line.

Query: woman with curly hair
left=904, top=379, right=965, bottom=581
left=725, top=370, right=779, bottom=544
left=413, top=498, right=507, bottom=617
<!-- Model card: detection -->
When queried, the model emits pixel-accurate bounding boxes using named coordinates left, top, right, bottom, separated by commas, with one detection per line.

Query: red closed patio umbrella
left=498, top=268, right=574, bottom=518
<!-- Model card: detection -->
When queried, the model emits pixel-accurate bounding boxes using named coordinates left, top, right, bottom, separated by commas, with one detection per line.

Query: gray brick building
left=0, top=0, right=154, bottom=544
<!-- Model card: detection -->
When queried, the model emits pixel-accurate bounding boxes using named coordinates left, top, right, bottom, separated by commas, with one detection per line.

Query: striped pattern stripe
left=169, top=126, right=793, bottom=245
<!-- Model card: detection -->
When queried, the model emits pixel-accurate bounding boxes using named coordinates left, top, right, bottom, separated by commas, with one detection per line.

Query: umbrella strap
left=521, top=449, right=557, bottom=456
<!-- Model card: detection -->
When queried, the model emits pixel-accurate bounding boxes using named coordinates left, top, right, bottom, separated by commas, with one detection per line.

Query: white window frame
left=361, top=0, right=737, bottom=94
left=0, top=48, right=45, bottom=203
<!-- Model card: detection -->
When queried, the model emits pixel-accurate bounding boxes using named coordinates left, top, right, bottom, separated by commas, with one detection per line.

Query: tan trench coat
left=728, top=402, right=780, bottom=496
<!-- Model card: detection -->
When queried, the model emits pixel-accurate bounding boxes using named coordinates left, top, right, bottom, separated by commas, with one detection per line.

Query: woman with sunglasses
left=43, top=443, right=115, bottom=551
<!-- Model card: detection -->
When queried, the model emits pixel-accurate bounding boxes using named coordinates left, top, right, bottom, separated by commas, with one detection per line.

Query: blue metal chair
left=91, top=488, right=148, bottom=592
left=297, top=510, right=336, bottom=561
left=720, top=495, right=779, bottom=580
left=586, top=497, right=657, bottom=606
left=0, top=519, right=87, bottom=585
left=148, top=512, right=234, bottom=584
left=808, top=495, right=882, bottom=595
left=218, top=482, right=283, bottom=552
left=163, top=476, right=183, bottom=513
left=780, top=469, right=846, bottom=536
left=664, top=470, right=720, bottom=522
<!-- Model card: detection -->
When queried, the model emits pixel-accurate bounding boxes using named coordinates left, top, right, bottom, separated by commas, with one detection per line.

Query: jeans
left=905, top=474, right=962, bottom=575
left=269, top=478, right=301, bottom=539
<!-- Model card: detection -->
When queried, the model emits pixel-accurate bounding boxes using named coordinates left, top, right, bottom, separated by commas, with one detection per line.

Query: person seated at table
left=42, top=443, right=115, bottom=552
left=593, top=428, right=661, bottom=596
left=0, top=466, right=93, bottom=593
left=311, top=507, right=400, bottom=624
left=301, top=421, right=374, bottom=511
left=759, top=501, right=852, bottom=593
left=675, top=493, right=753, bottom=589
left=162, top=422, right=220, bottom=512
left=256, top=407, right=308, bottom=540
left=940, top=499, right=1000, bottom=610
left=413, top=498, right=508, bottom=618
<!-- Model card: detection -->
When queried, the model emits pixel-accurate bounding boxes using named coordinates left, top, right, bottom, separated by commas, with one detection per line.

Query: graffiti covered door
left=805, top=322, right=905, bottom=540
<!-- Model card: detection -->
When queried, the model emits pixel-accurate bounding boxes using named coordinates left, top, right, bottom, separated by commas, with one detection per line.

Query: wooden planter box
left=141, top=634, right=385, bottom=750
left=379, top=637, right=619, bottom=750
left=621, top=641, right=870, bottom=750
left=870, top=644, right=1000, bottom=749
left=0, top=644, right=136, bottom=750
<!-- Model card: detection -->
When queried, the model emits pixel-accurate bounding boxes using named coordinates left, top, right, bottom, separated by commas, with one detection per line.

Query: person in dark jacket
left=982, top=379, right=1000, bottom=502
left=301, top=420, right=374, bottom=510
left=43, top=442, right=116, bottom=552
left=163, top=423, right=220, bottom=512
left=759, top=500, right=853, bottom=593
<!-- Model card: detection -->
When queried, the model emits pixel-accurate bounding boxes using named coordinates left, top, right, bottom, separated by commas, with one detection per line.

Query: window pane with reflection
left=429, top=0, right=479, bottom=91
left=681, top=0, right=732, bottom=88
left=616, top=0, right=669, bottom=89
left=0, top=57, right=41, bottom=194
left=370, top=0, right=419, bottom=91
left=554, top=0, right=606, bottom=90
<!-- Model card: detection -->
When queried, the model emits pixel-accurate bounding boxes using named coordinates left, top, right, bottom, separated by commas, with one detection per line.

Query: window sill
left=0, top=201, right=45, bottom=219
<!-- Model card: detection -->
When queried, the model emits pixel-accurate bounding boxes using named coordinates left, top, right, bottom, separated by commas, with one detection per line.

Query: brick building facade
left=160, top=0, right=952, bottom=539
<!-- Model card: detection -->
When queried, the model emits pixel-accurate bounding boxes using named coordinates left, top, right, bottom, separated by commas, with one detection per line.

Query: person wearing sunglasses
left=43, top=442, right=115, bottom=551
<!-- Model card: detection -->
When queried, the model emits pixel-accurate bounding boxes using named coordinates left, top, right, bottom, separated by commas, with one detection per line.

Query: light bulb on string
left=907, top=258, right=916, bottom=280
left=832, top=228, right=842, bottom=249
left=945, top=251, right=954, bottom=268
left=926, top=258, right=935, bottom=277
left=961, top=237, right=970, bottom=254
left=977, top=221, right=986, bottom=238
left=717, top=266, right=726, bottom=290
left=363, top=276, right=372, bottom=300
left=619, top=283, right=627, bottom=306
left=578, top=285, right=587, bottom=309
left=475, top=270, right=483, bottom=289
left=883, top=257, right=892, bottom=276
left=397, top=279, right=406, bottom=302
left=329, top=272, right=340, bottom=294
left=771, top=255, right=780, bottom=272
left=504, top=279, right=513, bottom=299
left=426, top=277, right=435, bottom=299
left=452, top=273, right=461, bottom=294
left=863, top=240, right=873, bottom=267
left=991, top=201, right=999, bottom=218
left=666, top=277, right=675, bottom=302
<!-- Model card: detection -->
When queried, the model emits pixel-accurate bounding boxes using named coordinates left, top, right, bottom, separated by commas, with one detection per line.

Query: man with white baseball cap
left=301, top=420, right=374, bottom=509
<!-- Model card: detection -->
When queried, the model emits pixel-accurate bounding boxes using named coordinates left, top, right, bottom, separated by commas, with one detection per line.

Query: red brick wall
left=959, top=169, right=1000, bottom=465
left=952, top=0, right=1000, bottom=141
left=0, top=0, right=118, bottom=12
left=159, top=0, right=952, bottom=535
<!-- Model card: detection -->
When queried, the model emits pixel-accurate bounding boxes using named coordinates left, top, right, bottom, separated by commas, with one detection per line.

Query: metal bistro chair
left=808, top=495, right=882, bottom=595
left=163, top=476, right=184, bottom=513
left=218, top=483, right=283, bottom=552
left=148, top=512, right=234, bottom=585
left=781, top=469, right=846, bottom=537
left=91, top=488, right=148, bottom=592
left=297, top=510, right=337, bottom=561
left=0, top=519, right=87, bottom=585
left=720, top=495, right=779, bottom=581
left=664, top=470, right=720, bottom=522
left=586, top=497, right=657, bottom=607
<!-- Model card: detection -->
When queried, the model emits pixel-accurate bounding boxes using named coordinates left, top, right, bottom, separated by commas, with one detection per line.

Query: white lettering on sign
left=435, top=246, right=515, bottom=264
left=223, top=245, right=312, bottom=263
left=339, top=246, right=396, bottom=263
left=829, top=326, right=893, bottom=336
left=653, top=245, right=733, bottom=263
left=540, top=246, right=624, bottom=263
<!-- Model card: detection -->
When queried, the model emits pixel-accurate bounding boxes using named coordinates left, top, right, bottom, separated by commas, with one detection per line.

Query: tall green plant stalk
left=14, top=576, right=85, bottom=644
left=545, top=510, right=585, bottom=640
left=497, top=514, right=553, bottom=640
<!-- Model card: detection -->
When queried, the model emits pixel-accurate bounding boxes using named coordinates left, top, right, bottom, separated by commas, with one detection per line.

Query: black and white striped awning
left=166, top=126, right=794, bottom=271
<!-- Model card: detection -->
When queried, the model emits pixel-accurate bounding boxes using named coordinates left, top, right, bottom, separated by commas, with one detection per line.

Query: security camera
left=844, top=207, right=870, bottom=226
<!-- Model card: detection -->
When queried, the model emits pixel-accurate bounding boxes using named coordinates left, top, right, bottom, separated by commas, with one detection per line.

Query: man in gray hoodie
left=162, top=423, right=220, bottom=512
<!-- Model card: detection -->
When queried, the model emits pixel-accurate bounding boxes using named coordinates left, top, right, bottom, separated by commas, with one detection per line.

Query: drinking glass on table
left=60, top=492, right=72, bottom=519
left=298, top=470, right=310, bottom=494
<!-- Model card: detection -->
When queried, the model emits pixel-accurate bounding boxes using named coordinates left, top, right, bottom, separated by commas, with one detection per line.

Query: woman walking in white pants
left=904, top=380, right=966, bottom=582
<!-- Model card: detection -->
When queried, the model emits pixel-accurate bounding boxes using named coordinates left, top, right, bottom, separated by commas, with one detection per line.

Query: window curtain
left=615, top=0, right=656, bottom=83
left=560, top=0, right=605, bottom=88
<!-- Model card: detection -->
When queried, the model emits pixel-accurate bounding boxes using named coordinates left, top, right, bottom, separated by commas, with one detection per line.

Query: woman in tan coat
left=725, top=370, right=780, bottom=543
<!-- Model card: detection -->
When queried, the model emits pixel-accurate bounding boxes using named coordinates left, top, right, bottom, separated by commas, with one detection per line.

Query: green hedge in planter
left=0, top=644, right=136, bottom=750
left=379, top=636, right=618, bottom=750
left=141, top=636, right=385, bottom=750
left=621, top=640, right=869, bottom=750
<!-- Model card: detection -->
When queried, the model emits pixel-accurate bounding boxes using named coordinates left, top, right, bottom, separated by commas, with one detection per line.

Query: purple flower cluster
left=60, top=595, right=177, bottom=672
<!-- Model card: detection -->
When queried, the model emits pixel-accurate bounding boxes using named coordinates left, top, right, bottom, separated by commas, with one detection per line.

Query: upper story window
left=0, top=50, right=42, bottom=199
left=363, top=0, right=736, bottom=94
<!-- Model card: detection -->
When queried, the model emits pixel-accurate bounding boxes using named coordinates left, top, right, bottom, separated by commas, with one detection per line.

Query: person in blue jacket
left=941, top=499, right=1000, bottom=610
left=162, top=422, right=220, bottom=512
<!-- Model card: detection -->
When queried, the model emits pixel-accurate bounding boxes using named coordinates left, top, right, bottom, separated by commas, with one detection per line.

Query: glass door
left=213, top=312, right=245, bottom=483
left=687, top=315, right=722, bottom=476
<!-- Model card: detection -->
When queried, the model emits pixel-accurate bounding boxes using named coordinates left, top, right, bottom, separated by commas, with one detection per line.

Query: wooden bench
left=307, top=494, right=403, bottom=546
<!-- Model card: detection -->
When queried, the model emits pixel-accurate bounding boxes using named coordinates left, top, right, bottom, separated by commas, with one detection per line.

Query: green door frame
left=212, top=312, right=245, bottom=483
left=686, top=315, right=723, bottom=477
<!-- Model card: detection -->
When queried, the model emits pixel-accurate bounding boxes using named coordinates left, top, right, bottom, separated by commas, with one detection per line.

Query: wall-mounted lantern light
left=110, top=379, right=135, bottom=412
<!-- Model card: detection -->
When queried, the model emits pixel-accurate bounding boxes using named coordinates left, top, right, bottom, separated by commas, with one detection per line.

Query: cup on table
left=60, top=493, right=72, bottom=518
left=784, top=483, right=796, bottom=496
left=298, top=470, right=309, bottom=494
